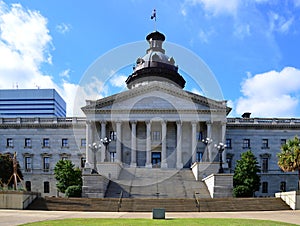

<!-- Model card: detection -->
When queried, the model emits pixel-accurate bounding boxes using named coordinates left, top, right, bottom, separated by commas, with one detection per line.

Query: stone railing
left=0, top=117, right=86, bottom=125
left=227, top=118, right=300, bottom=125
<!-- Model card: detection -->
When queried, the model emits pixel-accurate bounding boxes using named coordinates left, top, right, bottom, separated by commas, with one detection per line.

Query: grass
left=20, top=218, right=298, bottom=226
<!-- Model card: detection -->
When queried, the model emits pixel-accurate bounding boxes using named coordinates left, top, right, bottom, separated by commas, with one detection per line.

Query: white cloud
left=109, top=74, right=127, bottom=88
left=268, top=11, right=294, bottom=34
left=0, top=1, right=103, bottom=117
left=59, top=69, right=71, bottom=79
left=235, top=67, right=300, bottom=117
left=56, top=23, right=71, bottom=34
left=183, top=0, right=240, bottom=16
left=191, top=88, right=204, bottom=96
left=198, top=28, right=215, bottom=43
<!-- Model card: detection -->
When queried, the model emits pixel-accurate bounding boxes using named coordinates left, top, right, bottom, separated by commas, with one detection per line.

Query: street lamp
left=88, top=142, right=101, bottom=174
left=214, top=142, right=226, bottom=173
left=201, top=137, right=212, bottom=162
left=101, top=137, right=111, bottom=162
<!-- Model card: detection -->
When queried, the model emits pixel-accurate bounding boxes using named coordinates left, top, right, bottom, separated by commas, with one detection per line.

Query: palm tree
left=277, top=136, right=300, bottom=190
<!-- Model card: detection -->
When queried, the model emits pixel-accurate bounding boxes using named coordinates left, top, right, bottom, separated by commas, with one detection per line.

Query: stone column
left=100, top=121, right=106, bottom=162
left=191, top=121, right=197, bottom=163
left=161, top=120, right=168, bottom=168
left=130, top=121, right=137, bottom=167
left=116, top=121, right=122, bottom=163
left=176, top=121, right=183, bottom=169
left=221, top=121, right=227, bottom=166
left=146, top=121, right=152, bottom=168
left=207, top=120, right=212, bottom=162
left=85, top=120, right=92, bottom=168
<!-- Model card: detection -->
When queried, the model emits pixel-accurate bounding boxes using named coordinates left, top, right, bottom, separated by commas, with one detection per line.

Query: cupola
left=125, top=31, right=186, bottom=89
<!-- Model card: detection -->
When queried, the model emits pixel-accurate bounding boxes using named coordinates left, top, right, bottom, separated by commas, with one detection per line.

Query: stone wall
left=0, top=191, right=39, bottom=209
left=203, top=174, right=233, bottom=198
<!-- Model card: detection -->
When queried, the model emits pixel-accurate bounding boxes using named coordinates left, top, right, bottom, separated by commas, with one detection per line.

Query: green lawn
left=20, top=218, right=298, bottom=226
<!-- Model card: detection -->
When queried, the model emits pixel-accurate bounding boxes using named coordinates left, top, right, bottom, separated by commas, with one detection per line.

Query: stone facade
left=0, top=117, right=86, bottom=197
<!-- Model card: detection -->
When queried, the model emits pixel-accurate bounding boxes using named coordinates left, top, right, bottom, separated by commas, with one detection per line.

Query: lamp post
left=214, top=142, right=226, bottom=173
left=101, top=137, right=111, bottom=162
left=89, top=142, right=101, bottom=174
left=201, top=137, right=212, bottom=162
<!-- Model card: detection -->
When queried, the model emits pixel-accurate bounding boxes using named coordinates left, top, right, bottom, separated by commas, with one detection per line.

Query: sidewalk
left=0, top=209, right=299, bottom=226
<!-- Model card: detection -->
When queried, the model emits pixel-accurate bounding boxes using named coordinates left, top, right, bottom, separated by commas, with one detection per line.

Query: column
left=85, top=120, right=92, bottom=168
left=116, top=121, right=122, bottom=163
left=130, top=121, right=137, bottom=167
left=100, top=121, right=106, bottom=162
left=161, top=120, right=168, bottom=168
left=221, top=121, right=227, bottom=166
left=146, top=121, right=152, bottom=168
left=191, top=121, right=197, bottom=163
left=176, top=121, right=183, bottom=169
left=207, top=120, right=212, bottom=162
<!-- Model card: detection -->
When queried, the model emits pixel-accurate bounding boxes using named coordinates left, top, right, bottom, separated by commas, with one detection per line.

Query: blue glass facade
left=0, top=89, right=66, bottom=117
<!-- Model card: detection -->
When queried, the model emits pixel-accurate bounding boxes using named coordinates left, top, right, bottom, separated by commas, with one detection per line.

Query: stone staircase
left=27, top=196, right=291, bottom=212
left=105, top=168, right=211, bottom=199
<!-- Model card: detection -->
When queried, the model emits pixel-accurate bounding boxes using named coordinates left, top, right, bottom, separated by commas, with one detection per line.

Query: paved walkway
left=0, top=210, right=299, bottom=225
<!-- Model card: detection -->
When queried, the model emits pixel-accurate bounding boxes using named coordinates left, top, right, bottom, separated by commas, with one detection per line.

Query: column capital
left=206, top=120, right=212, bottom=125
left=191, top=120, right=198, bottom=126
left=116, top=120, right=122, bottom=124
left=145, top=120, right=151, bottom=125
left=176, top=120, right=182, bottom=126
left=130, top=120, right=137, bottom=125
left=161, top=120, right=167, bottom=126
left=100, top=120, right=106, bottom=125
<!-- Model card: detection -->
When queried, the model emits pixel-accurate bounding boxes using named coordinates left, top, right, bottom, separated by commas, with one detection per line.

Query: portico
left=82, top=30, right=230, bottom=175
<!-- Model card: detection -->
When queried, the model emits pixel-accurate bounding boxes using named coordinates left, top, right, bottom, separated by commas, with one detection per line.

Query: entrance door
left=151, top=152, right=161, bottom=168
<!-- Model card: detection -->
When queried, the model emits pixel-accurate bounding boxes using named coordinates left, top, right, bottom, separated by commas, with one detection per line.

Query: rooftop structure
left=0, top=89, right=66, bottom=118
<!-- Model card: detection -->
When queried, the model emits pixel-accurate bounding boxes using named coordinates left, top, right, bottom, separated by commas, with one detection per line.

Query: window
left=243, top=139, right=250, bottom=149
left=262, top=181, right=268, bottom=193
left=25, top=157, right=32, bottom=172
left=152, top=131, right=161, bottom=141
left=196, top=132, right=203, bottom=141
left=44, top=181, right=50, bottom=193
left=81, top=139, right=86, bottom=147
left=43, top=138, right=50, bottom=148
left=110, top=131, right=117, bottom=140
left=262, top=139, right=269, bottom=149
left=43, top=157, right=50, bottom=172
left=280, top=181, right=286, bottom=192
left=62, top=138, right=68, bottom=147
left=6, top=138, right=13, bottom=148
left=25, top=138, right=32, bottom=148
left=25, top=181, right=31, bottom=192
left=81, top=157, right=86, bottom=168
left=196, top=152, right=203, bottom=162
left=226, top=139, right=232, bottom=148
left=110, top=152, right=116, bottom=162
left=226, top=157, right=232, bottom=170
left=280, top=139, right=286, bottom=145
left=262, top=158, right=269, bottom=173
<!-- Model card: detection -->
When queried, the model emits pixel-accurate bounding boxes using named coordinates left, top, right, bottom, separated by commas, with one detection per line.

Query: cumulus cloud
left=235, top=67, right=300, bottom=117
left=109, top=74, right=127, bottom=88
left=0, top=1, right=102, bottom=117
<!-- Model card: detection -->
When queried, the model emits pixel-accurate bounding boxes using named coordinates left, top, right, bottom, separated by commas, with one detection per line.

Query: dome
left=126, top=31, right=186, bottom=89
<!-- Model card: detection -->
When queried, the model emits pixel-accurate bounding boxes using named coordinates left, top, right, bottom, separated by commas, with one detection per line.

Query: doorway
left=151, top=152, right=161, bottom=168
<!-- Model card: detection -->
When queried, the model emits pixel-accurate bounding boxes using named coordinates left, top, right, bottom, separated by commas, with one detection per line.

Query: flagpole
left=151, top=9, right=157, bottom=31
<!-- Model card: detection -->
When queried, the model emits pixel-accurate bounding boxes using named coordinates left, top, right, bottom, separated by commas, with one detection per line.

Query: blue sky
left=1, top=0, right=300, bottom=117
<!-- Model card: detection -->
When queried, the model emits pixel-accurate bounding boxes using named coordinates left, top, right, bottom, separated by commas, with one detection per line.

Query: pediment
left=82, top=82, right=230, bottom=114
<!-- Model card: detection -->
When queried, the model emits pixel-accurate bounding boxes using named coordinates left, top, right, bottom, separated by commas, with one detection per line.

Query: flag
left=151, top=9, right=156, bottom=21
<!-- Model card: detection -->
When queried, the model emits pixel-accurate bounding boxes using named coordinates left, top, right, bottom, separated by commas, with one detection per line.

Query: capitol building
left=0, top=30, right=298, bottom=198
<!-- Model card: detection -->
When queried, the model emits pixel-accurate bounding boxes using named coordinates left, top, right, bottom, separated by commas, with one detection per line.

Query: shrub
left=65, top=185, right=82, bottom=197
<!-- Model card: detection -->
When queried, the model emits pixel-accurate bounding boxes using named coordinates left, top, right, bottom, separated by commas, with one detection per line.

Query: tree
left=0, top=153, right=23, bottom=188
left=54, top=160, right=82, bottom=194
left=277, top=136, right=300, bottom=190
left=233, top=150, right=261, bottom=197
